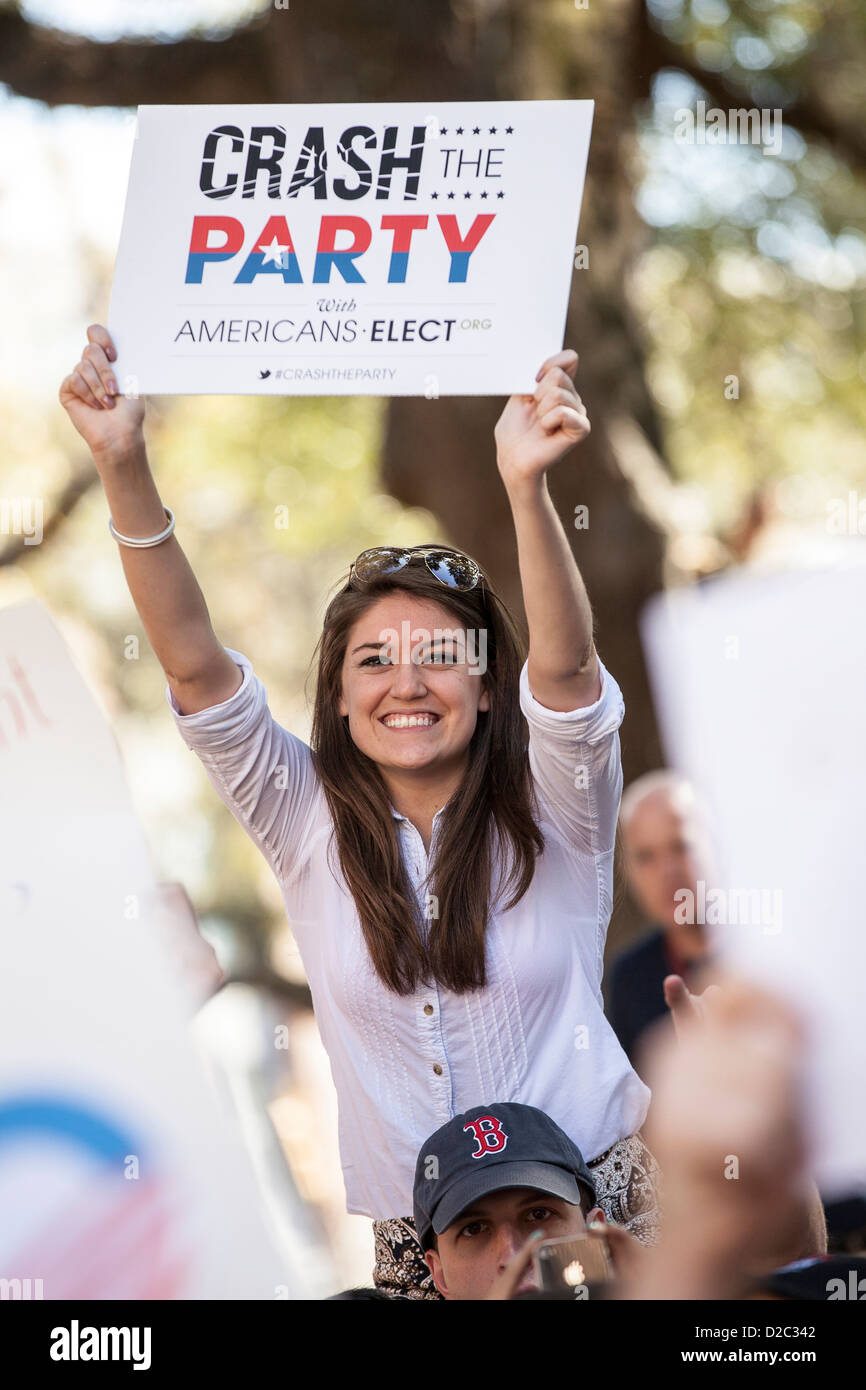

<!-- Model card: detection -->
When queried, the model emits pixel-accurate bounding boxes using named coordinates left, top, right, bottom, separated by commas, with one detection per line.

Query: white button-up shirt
left=166, top=649, right=650, bottom=1219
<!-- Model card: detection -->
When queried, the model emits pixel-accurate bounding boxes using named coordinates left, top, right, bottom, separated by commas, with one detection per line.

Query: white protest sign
left=0, top=600, right=302, bottom=1297
left=641, top=558, right=866, bottom=1196
left=108, top=101, right=593, bottom=397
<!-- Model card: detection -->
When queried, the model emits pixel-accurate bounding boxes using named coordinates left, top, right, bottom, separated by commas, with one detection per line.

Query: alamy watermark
left=826, top=491, right=866, bottom=535
left=674, top=879, right=782, bottom=934
left=1, top=1276, right=43, bottom=1299
left=0, top=497, right=43, bottom=546
left=376, top=622, right=488, bottom=675
left=674, top=101, right=783, bottom=157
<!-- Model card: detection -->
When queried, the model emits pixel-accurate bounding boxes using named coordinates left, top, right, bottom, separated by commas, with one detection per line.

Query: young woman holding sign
left=59, top=326, right=658, bottom=1299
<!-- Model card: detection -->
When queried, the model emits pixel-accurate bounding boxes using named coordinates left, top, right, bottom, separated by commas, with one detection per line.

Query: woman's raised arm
left=494, top=348, right=600, bottom=712
left=58, top=323, right=241, bottom=714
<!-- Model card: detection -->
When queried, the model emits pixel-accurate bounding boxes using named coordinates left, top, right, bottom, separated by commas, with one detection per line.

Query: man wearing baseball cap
left=413, top=1102, right=609, bottom=1300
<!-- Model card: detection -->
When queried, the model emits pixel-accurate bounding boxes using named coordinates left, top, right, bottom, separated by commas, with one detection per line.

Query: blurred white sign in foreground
left=642, top=558, right=866, bottom=1196
left=0, top=600, right=300, bottom=1297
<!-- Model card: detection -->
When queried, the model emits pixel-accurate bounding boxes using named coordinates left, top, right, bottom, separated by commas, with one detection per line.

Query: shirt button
left=424, top=1004, right=434, bottom=1016
left=433, top=1063, right=443, bottom=1076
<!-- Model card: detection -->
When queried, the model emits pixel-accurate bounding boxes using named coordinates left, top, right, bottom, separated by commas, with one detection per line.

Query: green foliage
left=633, top=1, right=866, bottom=526
left=4, top=0, right=866, bottom=956
left=1, top=390, right=436, bottom=945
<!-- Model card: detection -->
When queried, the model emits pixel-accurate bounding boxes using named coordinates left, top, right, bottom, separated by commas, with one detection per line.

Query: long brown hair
left=309, top=554, right=544, bottom=995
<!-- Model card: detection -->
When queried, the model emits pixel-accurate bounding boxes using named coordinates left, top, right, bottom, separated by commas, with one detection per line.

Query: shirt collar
left=389, top=804, right=448, bottom=825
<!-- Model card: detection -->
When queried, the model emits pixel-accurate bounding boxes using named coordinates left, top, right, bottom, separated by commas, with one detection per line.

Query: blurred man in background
left=608, top=771, right=714, bottom=1073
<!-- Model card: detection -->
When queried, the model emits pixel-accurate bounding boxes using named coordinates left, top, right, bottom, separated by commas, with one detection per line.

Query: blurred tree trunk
left=382, top=0, right=668, bottom=787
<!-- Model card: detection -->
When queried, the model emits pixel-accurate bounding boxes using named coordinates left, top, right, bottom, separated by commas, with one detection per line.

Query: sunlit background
left=2, top=0, right=865, bottom=1294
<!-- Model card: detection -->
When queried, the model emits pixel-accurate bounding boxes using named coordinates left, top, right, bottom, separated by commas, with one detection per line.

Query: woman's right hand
left=58, top=323, right=146, bottom=461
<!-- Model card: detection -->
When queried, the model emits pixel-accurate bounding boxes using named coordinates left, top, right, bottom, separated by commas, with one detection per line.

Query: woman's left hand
left=494, top=348, right=590, bottom=490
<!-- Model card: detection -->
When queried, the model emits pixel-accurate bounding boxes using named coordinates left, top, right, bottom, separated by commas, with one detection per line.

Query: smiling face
left=426, top=1186, right=597, bottom=1300
left=337, top=593, right=490, bottom=782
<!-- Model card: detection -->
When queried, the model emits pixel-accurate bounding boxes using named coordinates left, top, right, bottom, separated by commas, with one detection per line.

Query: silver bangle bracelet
left=108, top=506, right=175, bottom=548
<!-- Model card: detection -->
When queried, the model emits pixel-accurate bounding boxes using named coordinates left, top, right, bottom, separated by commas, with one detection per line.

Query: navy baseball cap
left=413, top=1102, right=597, bottom=1251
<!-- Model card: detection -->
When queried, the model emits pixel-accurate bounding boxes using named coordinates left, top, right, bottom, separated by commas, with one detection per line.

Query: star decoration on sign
left=473, top=126, right=480, bottom=134
left=456, top=126, right=464, bottom=134
left=497, top=190, right=505, bottom=198
left=258, top=236, right=290, bottom=267
left=447, top=191, right=455, bottom=199
left=505, top=125, right=514, bottom=134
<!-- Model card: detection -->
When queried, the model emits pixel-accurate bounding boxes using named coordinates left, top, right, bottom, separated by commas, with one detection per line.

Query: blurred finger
left=714, top=979, right=807, bottom=1050
left=539, top=405, right=588, bottom=437
left=535, top=386, right=578, bottom=417
left=83, top=341, right=118, bottom=397
left=535, top=348, right=578, bottom=382
left=78, top=359, right=114, bottom=407
left=663, top=973, right=701, bottom=1040
left=71, top=367, right=105, bottom=411
left=701, top=983, right=725, bottom=1021
left=535, top=369, right=578, bottom=403
left=86, top=322, right=117, bottom=362
left=486, top=1232, right=544, bottom=1300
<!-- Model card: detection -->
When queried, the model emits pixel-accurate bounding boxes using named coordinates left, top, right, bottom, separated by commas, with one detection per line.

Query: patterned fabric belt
left=371, top=1131, right=662, bottom=1300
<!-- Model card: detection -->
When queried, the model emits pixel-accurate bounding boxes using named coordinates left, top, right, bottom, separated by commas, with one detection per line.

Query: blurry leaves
left=3, top=0, right=866, bottom=960
left=0, top=386, right=436, bottom=949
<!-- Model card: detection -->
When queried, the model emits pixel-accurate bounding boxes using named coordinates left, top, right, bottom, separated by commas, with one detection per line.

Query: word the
left=438, top=147, right=504, bottom=178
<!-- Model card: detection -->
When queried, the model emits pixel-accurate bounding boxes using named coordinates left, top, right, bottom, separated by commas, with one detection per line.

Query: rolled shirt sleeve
left=165, top=648, right=322, bottom=883
left=518, top=657, right=625, bottom=857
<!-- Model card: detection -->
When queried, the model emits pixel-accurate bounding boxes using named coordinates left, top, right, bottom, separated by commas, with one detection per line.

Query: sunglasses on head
left=349, top=545, right=482, bottom=592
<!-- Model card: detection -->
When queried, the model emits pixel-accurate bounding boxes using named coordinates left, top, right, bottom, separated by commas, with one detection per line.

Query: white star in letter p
left=258, top=236, right=290, bottom=267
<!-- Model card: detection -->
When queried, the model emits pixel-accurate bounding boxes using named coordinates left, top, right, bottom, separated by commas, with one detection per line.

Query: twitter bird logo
left=259, top=369, right=272, bottom=379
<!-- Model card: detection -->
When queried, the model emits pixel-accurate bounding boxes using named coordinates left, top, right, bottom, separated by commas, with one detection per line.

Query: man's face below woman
left=425, top=1186, right=593, bottom=1300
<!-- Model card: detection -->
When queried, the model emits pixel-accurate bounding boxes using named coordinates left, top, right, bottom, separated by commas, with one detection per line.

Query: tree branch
left=0, top=463, right=97, bottom=567
left=0, top=4, right=273, bottom=107
left=0, top=0, right=507, bottom=108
